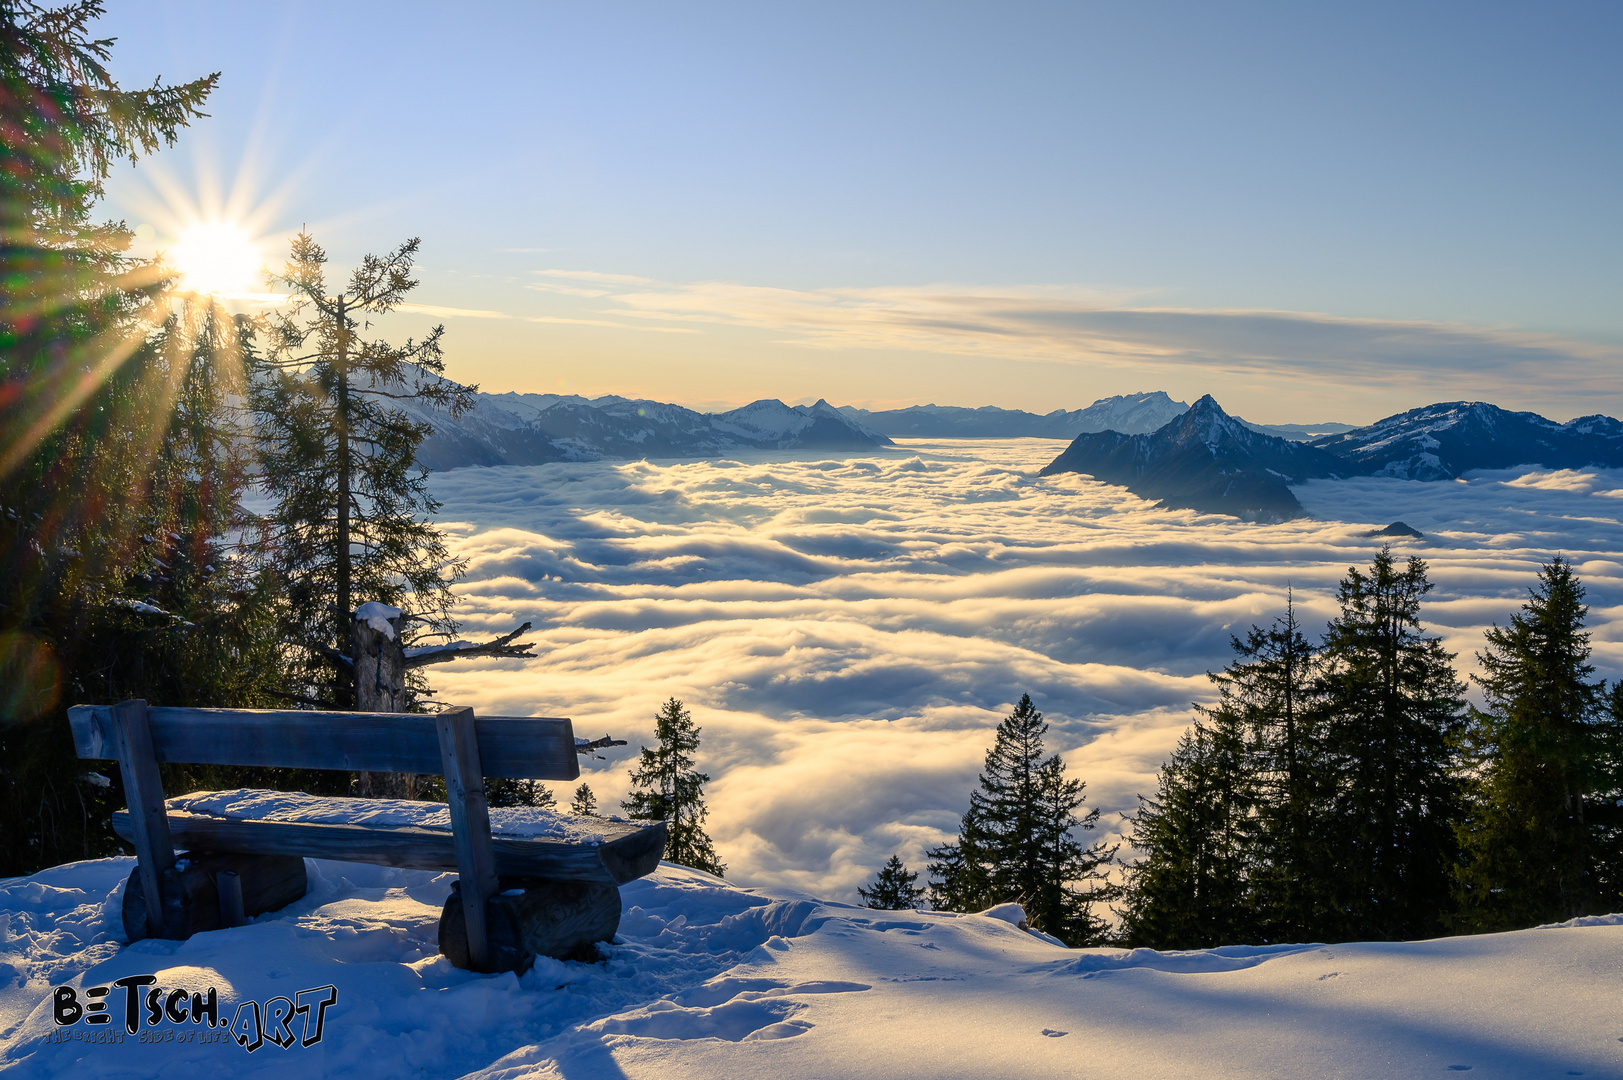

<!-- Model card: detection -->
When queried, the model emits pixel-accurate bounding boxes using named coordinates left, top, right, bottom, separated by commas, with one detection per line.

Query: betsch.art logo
left=50, top=976, right=337, bottom=1052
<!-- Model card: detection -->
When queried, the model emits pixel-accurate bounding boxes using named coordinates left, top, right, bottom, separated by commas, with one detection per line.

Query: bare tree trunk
left=334, top=293, right=353, bottom=707
left=352, top=604, right=418, bottom=798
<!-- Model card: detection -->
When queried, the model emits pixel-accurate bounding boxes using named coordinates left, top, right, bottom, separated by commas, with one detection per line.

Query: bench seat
left=111, top=789, right=667, bottom=886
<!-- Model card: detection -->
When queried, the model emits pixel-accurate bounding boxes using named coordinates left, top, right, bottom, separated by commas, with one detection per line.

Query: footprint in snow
left=1446, top=1067, right=1472, bottom=1072
left=1041, top=1030, right=1068, bottom=1038
left=1318, top=972, right=1340, bottom=981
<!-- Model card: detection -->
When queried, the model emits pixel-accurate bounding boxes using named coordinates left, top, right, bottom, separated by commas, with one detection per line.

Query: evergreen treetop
left=1317, top=546, right=1466, bottom=941
left=859, top=854, right=926, bottom=910
left=1456, top=556, right=1620, bottom=927
left=928, top=694, right=1115, bottom=944
left=623, top=697, right=725, bottom=876
left=251, top=231, right=475, bottom=706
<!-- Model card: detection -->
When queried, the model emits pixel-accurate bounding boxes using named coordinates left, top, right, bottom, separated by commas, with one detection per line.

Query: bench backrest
left=67, top=705, right=581, bottom=781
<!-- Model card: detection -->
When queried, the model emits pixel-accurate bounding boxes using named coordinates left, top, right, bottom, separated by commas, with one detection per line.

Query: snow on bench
left=124, top=788, right=665, bottom=884
left=72, top=700, right=665, bottom=973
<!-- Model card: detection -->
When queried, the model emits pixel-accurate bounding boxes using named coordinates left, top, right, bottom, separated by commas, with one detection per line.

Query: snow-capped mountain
left=1042, top=396, right=1623, bottom=520
left=839, top=391, right=1190, bottom=438
left=841, top=392, right=1354, bottom=442
left=1308, top=401, right=1623, bottom=480
left=1039, top=395, right=1344, bottom=520
left=407, top=392, right=892, bottom=470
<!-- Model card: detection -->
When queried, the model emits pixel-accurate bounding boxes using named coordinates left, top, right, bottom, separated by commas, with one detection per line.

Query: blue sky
left=100, top=2, right=1622, bottom=423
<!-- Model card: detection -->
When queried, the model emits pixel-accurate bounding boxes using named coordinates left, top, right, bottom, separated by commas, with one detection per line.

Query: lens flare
left=170, top=222, right=262, bottom=295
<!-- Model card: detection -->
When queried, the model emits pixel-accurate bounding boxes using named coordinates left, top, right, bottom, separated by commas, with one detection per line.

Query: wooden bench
left=68, top=700, right=667, bottom=973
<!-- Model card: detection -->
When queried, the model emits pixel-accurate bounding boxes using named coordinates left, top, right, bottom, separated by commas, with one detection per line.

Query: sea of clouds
left=422, top=439, right=1623, bottom=903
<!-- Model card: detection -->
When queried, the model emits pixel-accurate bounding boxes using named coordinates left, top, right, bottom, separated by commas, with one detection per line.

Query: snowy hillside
left=5, top=855, right=1621, bottom=1079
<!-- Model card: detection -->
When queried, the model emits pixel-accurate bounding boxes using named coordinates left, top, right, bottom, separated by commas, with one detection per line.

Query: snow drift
left=3, top=856, right=1621, bottom=1079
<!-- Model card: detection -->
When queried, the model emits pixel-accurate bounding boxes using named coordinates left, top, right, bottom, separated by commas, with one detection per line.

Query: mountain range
left=409, top=392, right=892, bottom=469
left=839, top=392, right=1355, bottom=441
left=1041, top=396, right=1623, bottom=520
left=409, top=389, right=1364, bottom=469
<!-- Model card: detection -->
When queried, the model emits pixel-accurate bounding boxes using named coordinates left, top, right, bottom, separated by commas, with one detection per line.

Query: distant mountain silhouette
left=1038, top=395, right=1342, bottom=520
left=407, top=392, right=892, bottom=469
left=840, top=392, right=1355, bottom=441
left=840, top=392, right=1189, bottom=438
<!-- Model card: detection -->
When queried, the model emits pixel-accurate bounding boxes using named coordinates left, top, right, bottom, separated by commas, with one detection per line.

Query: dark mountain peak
left=1158, top=395, right=1288, bottom=461
left=1367, top=521, right=1425, bottom=539
left=1040, top=393, right=1342, bottom=521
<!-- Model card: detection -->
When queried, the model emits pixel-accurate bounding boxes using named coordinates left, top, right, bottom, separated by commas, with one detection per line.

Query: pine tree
left=925, top=826, right=983, bottom=914
left=1455, top=557, right=1616, bottom=928
left=1118, top=711, right=1256, bottom=949
left=1593, top=684, right=1623, bottom=910
left=485, top=779, right=554, bottom=810
left=859, top=854, right=926, bottom=910
left=623, top=697, right=725, bottom=876
left=0, top=2, right=246, bottom=875
left=1316, top=547, right=1465, bottom=941
left=1224, top=597, right=1330, bottom=941
left=251, top=231, right=474, bottom=707
left=570, top=783, right=598, bottom=816
left=929, top=694, right=1115, bottom=944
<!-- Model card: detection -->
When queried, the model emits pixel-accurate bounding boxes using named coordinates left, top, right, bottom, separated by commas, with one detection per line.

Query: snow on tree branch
left=402, top=621, right=537, bottom=668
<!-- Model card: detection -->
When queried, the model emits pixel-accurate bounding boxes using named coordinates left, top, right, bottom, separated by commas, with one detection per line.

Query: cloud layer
left=525, top=270, right=1623, bottom=417
left=424, top=441, right=1623, bottom=902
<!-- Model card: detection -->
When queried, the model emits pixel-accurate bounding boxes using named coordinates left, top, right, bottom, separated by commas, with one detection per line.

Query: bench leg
left=439, top=878, right=621, bottom=973
left=435, top=707, right=500, bottom=971
left=110, top=700, right=176, bottom=939
left=122, top=852, right=307, bottom=942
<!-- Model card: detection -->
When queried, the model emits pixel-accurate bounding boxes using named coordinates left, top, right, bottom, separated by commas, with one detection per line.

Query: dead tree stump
left=352, top=604, right=419, bottom=798
left=439, top=878, right=621, bottom=973
left=122, top=851, right=307, bottom=942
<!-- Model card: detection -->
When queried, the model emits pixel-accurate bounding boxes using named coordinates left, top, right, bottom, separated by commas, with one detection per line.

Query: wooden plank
left=110, top=700, right=175, bottom=939
left=69, top=706, right=579, bottom=780
left=436, top=707, right=500, bottom=972
left=112, top=811, right=663, bottom=884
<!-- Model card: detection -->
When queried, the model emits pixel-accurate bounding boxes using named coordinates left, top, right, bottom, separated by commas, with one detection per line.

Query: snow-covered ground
left=3, top=855, right=1621, bottom=1079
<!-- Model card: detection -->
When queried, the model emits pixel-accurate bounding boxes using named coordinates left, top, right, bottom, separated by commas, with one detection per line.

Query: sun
left=169, top=222, right=262, bottom=295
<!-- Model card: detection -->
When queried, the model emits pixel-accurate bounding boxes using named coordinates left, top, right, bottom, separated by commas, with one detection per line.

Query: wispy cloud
left=534, top=268, right=657, bottom=285
left=507, top=268, right=1623, bottom=410
left=524, top=315, right=699, bottom=333
left=394, top=302, right=512, bottom=320
left=603, top=281, right=1619, bottom=390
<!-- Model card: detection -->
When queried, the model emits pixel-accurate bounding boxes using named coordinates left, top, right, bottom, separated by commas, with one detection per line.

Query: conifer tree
left=623, top=697, right=725, bottom=876
left=1224, top=597, right=1330, bottom=940
left=1118, top=709, right=1257, bottom=948
left=859, top=854, right=926, bottom=910
left=570, top=783, right=598, bottom=816
left=0, top=1, right=247, bottom=875
left=485, top=779, right=554, bottom=809
left=925, top=825, right=982, bottom=913
left=251, top=232, right=475, bottom=707
left=1455, top=557, right=1619, bottom=928
left=1316, top=547, right=1465, bottom=941
left=927, top=694, right=1115, bottom=944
